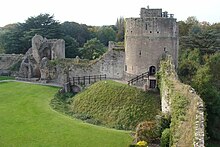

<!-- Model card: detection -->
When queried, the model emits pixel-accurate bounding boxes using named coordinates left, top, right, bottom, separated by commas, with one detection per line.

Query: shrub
left=155, top=114, right=171, bottom=135
left=161, top=128, right=170, bottom=147
left=134, top=121, right=159, bottom=143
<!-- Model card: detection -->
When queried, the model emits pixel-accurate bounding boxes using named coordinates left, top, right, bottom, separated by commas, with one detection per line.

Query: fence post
left=78, top=77, right=80, bottom=84
left=83, top=76, right=85, bottom=85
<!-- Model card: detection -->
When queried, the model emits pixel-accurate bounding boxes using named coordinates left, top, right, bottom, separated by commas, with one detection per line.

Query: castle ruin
left=18, top=35, right=65, bottom=80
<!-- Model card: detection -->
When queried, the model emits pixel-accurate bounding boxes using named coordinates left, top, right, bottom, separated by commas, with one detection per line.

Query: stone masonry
left=125, top=8, right=178, bottom=77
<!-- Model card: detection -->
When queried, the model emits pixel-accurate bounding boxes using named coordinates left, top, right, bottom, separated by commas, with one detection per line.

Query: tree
left=115, top=17, right=125, bottom=42
left=63, top=36, right=80, bottom=58
left=97, top=26, right=116, bottom=46
left=0, top=24, right=25, bottom=54
left=80, top=38, right=106, bottom=60
left=61, top=21, right=91, bottom=46
left=0, top=14, right=62, bottom=54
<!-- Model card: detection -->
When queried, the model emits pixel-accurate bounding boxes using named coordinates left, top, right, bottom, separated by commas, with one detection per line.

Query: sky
left=0, top=0, right=219, bottom=27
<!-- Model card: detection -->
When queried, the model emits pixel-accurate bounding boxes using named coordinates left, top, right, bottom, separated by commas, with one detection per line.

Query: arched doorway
left=149, top=66, right=156, bottom=75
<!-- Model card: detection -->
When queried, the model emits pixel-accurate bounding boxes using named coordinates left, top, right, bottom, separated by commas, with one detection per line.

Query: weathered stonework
left=19, top=35, right=65, bottom=80
left=125, top=8, right=178, bottom=77
left=159, top=55, right=204, bottom=147
left=0, top=54, right=23, bottom=76
left=47, top=47, right=125, bottom=85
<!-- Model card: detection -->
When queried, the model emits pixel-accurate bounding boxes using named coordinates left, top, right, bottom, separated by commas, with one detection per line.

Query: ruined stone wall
left=48, top=49, right=125, bottom=84
left=0, top=54, right=23, bottom=76
left=125, top=8, right=178, bottom=77
left=159, top=55, right=204, bottom=147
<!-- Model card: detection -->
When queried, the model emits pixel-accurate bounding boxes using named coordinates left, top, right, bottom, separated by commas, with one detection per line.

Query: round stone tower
left=124, top=8, right=179, bottom=77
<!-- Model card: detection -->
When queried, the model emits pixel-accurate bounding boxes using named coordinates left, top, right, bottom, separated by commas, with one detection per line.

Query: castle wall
left=50, top=49, right=125, bottom=84
left=0, top=54, right=23, bottom=76
left=125, top=9, right=178, bottom=76
left=159, top=55, right=204, bottom=147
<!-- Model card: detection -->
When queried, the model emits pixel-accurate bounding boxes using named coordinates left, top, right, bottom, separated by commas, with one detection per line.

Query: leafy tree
left=97, top=26, right=116, bottom=46
left=0, top=24, right=25, bottom=54
left=63, top=36, right=80, bottom=58
left=80, top=38, right=106, bottom=60
left=0, top=14, right=62, bottom=54
left=192, top=54, right=220, bottom=141
left=61, top=21, right=91, bottom=46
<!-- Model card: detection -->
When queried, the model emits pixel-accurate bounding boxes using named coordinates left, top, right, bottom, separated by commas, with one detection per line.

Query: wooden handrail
left=127, top=72, right=149, bottom=85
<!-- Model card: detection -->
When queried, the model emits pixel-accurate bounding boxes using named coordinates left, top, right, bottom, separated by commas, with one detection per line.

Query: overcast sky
left=0, top=0, right=219, bottom=27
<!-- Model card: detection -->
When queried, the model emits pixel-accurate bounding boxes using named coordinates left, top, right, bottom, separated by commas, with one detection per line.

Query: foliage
left=115, top=17, right=125, bottom=42
left=0, top=82, right=131, bottom=146
left=70, top=80, right=161, bottom=130
left=160, top=128, right=170, bottom=147
left=134, top=121, right=159, bottom=143
left=63, top=35, right=80, bottom=58
left=50, top=91, right=75, bottom=114
left=159, top=57, right=196, bottom=146
left=80, top=38, right=106, bottom=60
left=0, top=14, right=62, bottom=54
left=192, top=53, right=220, bottom=142
left=96, top=26, right=116, bottom=46
left=61, top=21, right=91, bottom=46
left=178, top=18, right=220, bottom=144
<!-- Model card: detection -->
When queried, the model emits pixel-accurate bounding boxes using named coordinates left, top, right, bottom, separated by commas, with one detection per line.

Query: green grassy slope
left=71, top=80, right=161, bottom=130
left=0, top=82, right=131, bottom=147
left=0, top=76, right=15, bottom=80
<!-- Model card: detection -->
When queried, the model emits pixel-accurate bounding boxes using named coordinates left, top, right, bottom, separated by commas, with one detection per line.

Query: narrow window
left=125, top=65, right=127, bottom=71
left=145, top=24, right=148, bottom=30
left=164, top=47, right=167, bottom=52
left=157, top=31, right=159, bottom=33
left=150, top=31, right=152, bottom=33
left=139, top=50, right=141, bottom=56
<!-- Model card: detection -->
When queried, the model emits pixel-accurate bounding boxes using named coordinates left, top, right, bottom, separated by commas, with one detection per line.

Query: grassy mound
left=70, top=80, right=161, bottom=130
left=0, top=82, right=131, bottom=146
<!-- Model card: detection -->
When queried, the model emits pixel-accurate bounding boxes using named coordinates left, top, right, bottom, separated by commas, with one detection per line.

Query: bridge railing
left=69, top=74, right=107, bottom=86
left=127, top=72, right=149, bottom=85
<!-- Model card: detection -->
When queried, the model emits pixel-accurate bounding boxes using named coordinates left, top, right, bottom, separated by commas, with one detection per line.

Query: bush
left=134, top=121, right=159, bottom=143
left=155, top=114, right=171, bottom=135
left=161, top=128, right=170, bottom=147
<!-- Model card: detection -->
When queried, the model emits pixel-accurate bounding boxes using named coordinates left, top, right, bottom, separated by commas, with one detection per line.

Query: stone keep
left=124, top=8, right=179, bottom=77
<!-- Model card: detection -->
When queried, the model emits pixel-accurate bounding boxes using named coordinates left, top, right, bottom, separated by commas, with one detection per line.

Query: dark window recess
left=139, top=51, right=141, bottom=56
left=150, top=31, right=152, bottom=33
left=164, top=47, right=167, bottom=52
left=125, top=65, right=127, bottom=71
left=145, top=24, right=148, bottom=30
left=149, top=80, right=156, bottom=89
left=157, top=31, right=159, bottom=33
left=149, top=66, right=156, bottom=75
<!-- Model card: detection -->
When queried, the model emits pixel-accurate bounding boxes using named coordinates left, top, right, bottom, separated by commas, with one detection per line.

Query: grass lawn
left=0, top=82, right=132, bottom=147
left=0, top=76, right=15, bottom=81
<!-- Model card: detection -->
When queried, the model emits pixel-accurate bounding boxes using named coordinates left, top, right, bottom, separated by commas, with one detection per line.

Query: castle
left=1, top=7, right=179, bottom=90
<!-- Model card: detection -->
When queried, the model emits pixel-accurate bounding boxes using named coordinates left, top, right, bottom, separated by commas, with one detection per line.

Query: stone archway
left=71, top=85, right=82, bottom=93
left=149, top=66, right=156, bottom=75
